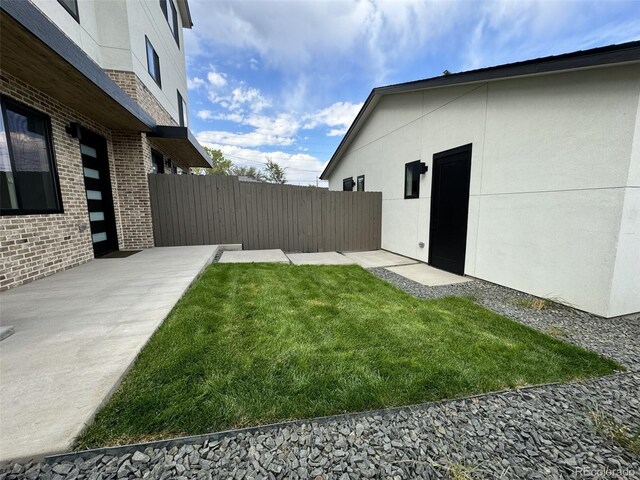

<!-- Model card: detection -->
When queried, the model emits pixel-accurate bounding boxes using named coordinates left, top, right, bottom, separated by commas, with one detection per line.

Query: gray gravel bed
left=370, top=267, right=640, bottom=371
left=2, top=373, right=638, bottom=479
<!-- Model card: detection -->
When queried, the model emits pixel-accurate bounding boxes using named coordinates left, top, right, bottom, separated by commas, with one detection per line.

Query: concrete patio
left=0, top=246, right=218, bottom=462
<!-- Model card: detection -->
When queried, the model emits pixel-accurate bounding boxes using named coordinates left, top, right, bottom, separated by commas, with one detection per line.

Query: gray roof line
left=320, top=40, right=640, bottom=180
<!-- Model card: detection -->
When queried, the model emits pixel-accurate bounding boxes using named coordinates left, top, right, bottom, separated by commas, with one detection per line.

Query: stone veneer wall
left=0, top=73, right=118, bottom=290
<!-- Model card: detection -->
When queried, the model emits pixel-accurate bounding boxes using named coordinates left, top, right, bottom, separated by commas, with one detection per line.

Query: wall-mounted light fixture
left=65, top=122, right=81, bottom=139
left=418, top=162, right=428, bottom=174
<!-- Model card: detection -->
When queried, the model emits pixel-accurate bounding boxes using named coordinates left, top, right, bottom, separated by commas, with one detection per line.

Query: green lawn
left=76, top=264, right=621, bottom=448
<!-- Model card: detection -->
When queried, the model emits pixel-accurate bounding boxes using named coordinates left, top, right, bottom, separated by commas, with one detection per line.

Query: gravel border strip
left=3, top=372, right=638, bottom=479
left=41, top=371, right=635, bottom=466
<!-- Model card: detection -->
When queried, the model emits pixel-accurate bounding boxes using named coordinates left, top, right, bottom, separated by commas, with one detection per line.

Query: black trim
left=169, top=0, right=180, bottom=48
left=57, top=0, right=79, bottom=22
left=0, top=0, right=155, bottom=130
left=404, top=160, right=422, bottom=199
left=181, top=0, right=194, bottom=28
left=147, top=126, right=211, bottom=168
left=159, top=0, right=167, bottom=18
left=79, top=127, right=119, bottom=257
left=145, top=36, right=162, bottom=88
left=1, top=0, right=155, bottom=130
left=320, top=40, right=640, bottom=180
left=357, top=175, right=365, bottom=192
left=0, top=95, right=64, bottom=216
left=343, top=177, right=354, bottom=191
left=428, top=144, right=472, bottom=275
left=177, top=90, right=186, bottom=127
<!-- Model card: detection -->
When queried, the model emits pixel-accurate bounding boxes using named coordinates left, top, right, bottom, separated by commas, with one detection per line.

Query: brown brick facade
left=0, top=70, right=185, bottom=290
left=1, top=73, right=109, bottom=290
left=105, top=70, right=176, bottom=126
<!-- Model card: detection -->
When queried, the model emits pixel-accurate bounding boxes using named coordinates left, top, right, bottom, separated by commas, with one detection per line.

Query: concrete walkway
left=0, top=246, right=218, bottom=462
left=287, top=252, right=355, bottom=265
left=342, top=250, right=418, bottom=268
left=387, top=263, right=471, bottom=286
left=219, top=249, right=290, bottom=263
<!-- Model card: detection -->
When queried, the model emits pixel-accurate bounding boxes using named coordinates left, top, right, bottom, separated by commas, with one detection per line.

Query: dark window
left=177, top=91, right=188, bottom=127
left=404, top=160, right=422, bottom=199
left=145, top=36, right=161, bottom=87
left=159, top=0, right=167, bottom=18
left=151, top=150, right=164, bottom=174
left=169, top=0, right=180, bottom=47
left=160, top=0, right=180, bottom=47
left=343, top=177, right=354, bottom=191
left=57, top=0, right=79, bottom=22
left=357, top=175, right=365, bottom=191
left=169, top=160, right=177, bottom=174
left=0, top=97, right=63, bottom=214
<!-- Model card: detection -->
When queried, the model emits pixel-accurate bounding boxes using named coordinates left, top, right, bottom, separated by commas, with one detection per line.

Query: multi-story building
left=0, top=0, right=210, bottom=290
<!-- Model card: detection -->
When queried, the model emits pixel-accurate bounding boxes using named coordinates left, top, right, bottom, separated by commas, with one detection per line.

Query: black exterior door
left=428, top=144, right=472, bottom=275
left=80, top=129, right=118, bottom=257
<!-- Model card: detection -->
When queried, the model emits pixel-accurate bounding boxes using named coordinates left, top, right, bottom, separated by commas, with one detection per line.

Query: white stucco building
left=321, top=42, right=640, bottom=318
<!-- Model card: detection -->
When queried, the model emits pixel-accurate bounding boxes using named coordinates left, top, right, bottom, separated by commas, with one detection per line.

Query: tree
left=200, top=147, right=233, bottom=176
left=231, top=165, right=266, bottom=181
left=264, top=157, right=287, bottom=184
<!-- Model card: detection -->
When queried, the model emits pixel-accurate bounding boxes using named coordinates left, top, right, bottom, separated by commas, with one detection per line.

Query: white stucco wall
left=31, top=0, right=188, bottom=125
left=328, top=63, right=640, bottom=317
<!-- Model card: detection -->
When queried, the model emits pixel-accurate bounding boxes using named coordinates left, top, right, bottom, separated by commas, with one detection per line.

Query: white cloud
left=207, top=71, right=228, bottom=87
left=187, top=76, right=205, bottom=89
left=229, top=87, right=270, bottom=112
left=303, top=101, right=363, bottom=136
left=197, top=130, right=295, bottom=148
left=195, top=141, right=328, bottom=185
left=185, top=0, right=462, bottom=81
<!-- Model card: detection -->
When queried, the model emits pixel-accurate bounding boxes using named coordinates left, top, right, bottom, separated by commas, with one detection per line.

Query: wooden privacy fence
left=148, top=174, right=382, bottom=252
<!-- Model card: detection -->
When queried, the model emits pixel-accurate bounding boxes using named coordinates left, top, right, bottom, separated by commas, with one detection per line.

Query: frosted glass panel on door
left=89, top=211, right=105, bottom=221
left=86, top=190, right=102, bottom=200
left=92, top=232, right=107, bottom=243
left=83, top=167, right=99, bottom=179
left=80, top=144, right=97, bottom=158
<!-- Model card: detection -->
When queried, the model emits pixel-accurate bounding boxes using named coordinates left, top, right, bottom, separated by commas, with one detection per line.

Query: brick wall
left=1, top=69, right=190, bottom=290
left=0, top=73, right=115, bottom=290
left=105, top=70, right=176, bottom=126
left=110, top=131, right=155, bottom=249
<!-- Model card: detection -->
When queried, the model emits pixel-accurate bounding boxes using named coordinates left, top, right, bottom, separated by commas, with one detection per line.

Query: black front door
left=428, top=144, right=472, bottom=275
left=80, top=129, right=118, bottom=256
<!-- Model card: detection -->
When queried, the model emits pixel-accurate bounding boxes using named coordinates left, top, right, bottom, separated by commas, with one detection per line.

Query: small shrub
left=543, top=326, right=569, bottom=338
left=589, top=406, right=640, bottom=455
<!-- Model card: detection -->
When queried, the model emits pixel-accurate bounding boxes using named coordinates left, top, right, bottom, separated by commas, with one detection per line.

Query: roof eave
left=320, top=41, right=640, bottom=180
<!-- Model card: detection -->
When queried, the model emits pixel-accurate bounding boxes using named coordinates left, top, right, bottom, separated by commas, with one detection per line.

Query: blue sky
left=183, top=0, right=640, bottom=185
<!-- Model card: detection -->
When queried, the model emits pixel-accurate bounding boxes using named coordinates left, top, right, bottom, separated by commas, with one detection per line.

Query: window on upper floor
left=357, top=175, right=365, bottom=191
left=177, top=91, right=188, bottom=127
left=0, top=96, right=63, bottom=215
left=160, top=0, right=180, bottom=48
left=57, top=0, right=79, bottom=22
left=145, top=36, right=162, bottom=88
